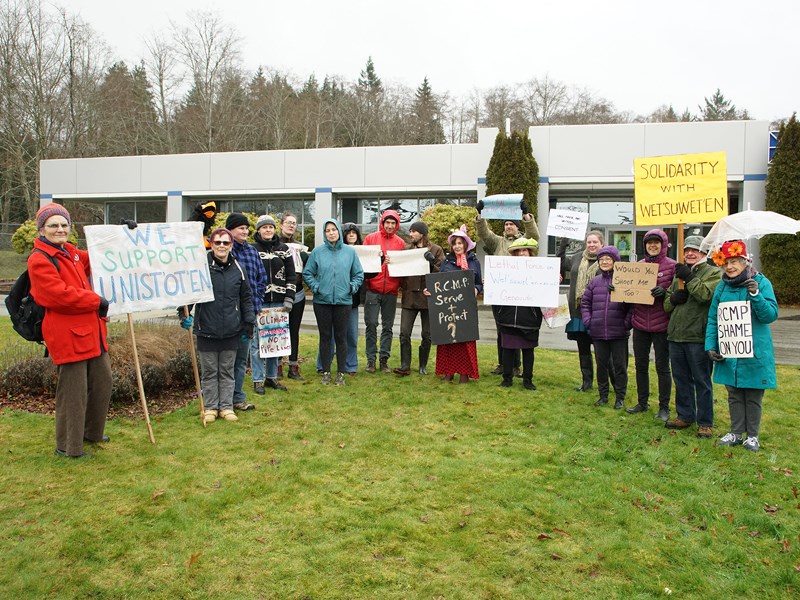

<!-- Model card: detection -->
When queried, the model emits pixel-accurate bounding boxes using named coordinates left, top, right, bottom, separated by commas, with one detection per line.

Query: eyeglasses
left=45, top=223, right=70, bottom=230
left=283, top=221, right=297, bottom=226
left=212, top=240, right=231, bottom=246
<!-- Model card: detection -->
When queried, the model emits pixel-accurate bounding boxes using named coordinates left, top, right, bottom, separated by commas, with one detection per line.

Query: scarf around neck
left=575, top=249, right=599, bottom=308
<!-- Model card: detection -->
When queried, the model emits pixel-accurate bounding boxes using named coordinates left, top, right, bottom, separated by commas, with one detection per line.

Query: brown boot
left=287, top=364, right=304, bottom=381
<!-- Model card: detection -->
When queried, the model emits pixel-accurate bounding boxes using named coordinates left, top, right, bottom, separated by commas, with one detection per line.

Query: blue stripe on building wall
left=477, top=177, right=486, bottom=184
left=743, top=174, right=767, bottom=181
left=477, top=176, right=549, bottom=184
left=39, top=193, right=53, bottom=199
left=315, top=187, right=332, bottom=193
left=167, top=190, right=182, bottom=196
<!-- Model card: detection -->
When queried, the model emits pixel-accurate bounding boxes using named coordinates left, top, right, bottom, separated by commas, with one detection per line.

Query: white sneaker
left=743, top=436, right=760, bottom=452
left=717, top=432, right=743, bottom=446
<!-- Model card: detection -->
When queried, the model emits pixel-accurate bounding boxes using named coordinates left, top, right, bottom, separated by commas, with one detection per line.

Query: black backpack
left=5, top=249, right=60, bottom=343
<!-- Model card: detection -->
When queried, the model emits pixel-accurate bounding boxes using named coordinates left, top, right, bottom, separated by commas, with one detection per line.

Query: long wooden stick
left=127, top=313, right=156, bottom=444
left=183, top=306, right=206, bottom=428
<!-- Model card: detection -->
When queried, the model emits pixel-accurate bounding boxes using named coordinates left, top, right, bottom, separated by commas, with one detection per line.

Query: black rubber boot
left=418, top=346, right=430, bottom=375
left=576, top=354, right=593, bottom=392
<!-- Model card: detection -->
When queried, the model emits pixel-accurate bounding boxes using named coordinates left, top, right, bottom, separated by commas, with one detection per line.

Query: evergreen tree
left=358, top=56, right=382, bottom=93
left=761, top=113, right=800, bottom=302
left=485, top=129, right=539, bottom=218
left=700, top=89, right=746, bottom=121
left=409, top=77, right=445, bottom=145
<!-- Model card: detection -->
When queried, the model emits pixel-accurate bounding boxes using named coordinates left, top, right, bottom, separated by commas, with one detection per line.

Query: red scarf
left=456, top=252, right=468, bottom=270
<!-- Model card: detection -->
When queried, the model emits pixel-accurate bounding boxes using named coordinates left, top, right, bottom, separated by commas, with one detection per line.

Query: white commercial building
left=40, top=120, right=770, bottom=261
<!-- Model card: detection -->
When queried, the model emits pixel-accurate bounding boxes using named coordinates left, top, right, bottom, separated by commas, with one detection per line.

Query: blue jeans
left=250, top=333, right=264, bottom=384
left=316, top=306, right=359, bottom=373
left=233, top=336, right=250, bottom=403
left=364, top=291, right=397, bottom=362
left=669, top=341, right=714, bottom=426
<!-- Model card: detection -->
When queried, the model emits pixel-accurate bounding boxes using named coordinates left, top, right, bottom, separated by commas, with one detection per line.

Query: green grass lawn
left=0, top=249, right=29, bottom=280
left=1, top=321, right=799, bottom=599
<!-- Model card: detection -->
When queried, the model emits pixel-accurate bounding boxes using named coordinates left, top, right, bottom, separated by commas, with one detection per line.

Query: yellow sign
left=634, top=152, right=728, bottom=226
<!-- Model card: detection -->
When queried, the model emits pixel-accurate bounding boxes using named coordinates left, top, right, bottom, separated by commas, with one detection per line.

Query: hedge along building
left=39, top=120, right=770, bottom=264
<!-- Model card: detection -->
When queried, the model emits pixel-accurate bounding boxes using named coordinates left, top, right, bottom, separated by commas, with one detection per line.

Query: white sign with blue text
left=85, top=222, right=213, bottom=316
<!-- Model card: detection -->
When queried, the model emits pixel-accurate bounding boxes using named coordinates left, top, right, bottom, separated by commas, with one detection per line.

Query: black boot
left=499, top=375, right=513, bottom=387
left=576, top=354, right=593, bottom=392
left=418, top=346, right=430, bottom=376
left=522, top=378, right=536, bottom=390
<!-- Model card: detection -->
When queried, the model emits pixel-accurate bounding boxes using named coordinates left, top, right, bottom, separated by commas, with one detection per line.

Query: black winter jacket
left=192, top=253, right=255, bottom=340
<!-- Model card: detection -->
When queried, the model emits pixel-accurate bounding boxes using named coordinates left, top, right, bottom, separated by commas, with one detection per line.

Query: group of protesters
left=28, top=200, right=778, bottom=457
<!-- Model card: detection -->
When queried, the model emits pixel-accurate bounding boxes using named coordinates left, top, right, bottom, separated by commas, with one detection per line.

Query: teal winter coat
left=705, top=272, right=778, bottom=389
left=303, top=219, right=365, bottom=306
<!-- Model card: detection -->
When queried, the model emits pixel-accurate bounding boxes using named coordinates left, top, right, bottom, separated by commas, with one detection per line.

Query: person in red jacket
left=362, top=209, right=406, bottom=373
left=28, top=204, right=112, bottom=458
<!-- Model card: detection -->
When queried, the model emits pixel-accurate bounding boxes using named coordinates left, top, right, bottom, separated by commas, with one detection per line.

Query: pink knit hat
left=447, top=224, right=476, bottom=251
left=36, top=203, right=71, bottom=230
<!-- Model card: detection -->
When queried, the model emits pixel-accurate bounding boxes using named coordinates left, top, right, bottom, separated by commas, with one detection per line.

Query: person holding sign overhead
left=475, top=198, right=540, bottom=377
left=662, top=236, right=721, bottom=438
left=625, top=229, right=677, bottom=421
left=431, top=225, right=483, bottom=384
left=705, top=240, right=777, bottom=452
left=581, top=245, right=632, bottom=409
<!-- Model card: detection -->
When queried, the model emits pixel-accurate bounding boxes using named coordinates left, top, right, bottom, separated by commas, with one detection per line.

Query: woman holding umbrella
left=705, top=240, right=778, bottom=452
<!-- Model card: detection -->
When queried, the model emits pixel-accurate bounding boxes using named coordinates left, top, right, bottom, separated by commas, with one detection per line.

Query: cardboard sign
left=546, top=208, right=590, bottom=240
left=387, top=248, right=430, bottom=277
left=481, top=193, right=524, bottom=220
left=257, top=307, right=291, bottom=358
left=354, top=245, right=382, bottom=273
left=634, top=151, right=728, bottom=226
left=85, top=222, right=213, bottom=316
left=610, top=262, right=657, bottom=305
left=425, top=270, right=479, bottom=345
left=483, top=256, right=560, bottom=308
left=717, top=300, right=754, bottom=358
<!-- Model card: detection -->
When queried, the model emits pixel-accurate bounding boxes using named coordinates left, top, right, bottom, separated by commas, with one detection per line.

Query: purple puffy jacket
left=631, top=229, right=676, bottom=333
left=581, top=247, right=632, bottom=341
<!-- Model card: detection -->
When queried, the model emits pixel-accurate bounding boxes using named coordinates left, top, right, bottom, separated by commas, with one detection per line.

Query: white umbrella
left=700, top=209, right=800, bottom=252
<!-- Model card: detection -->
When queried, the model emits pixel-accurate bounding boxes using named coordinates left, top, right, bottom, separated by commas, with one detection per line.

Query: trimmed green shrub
left=11, top=220, right=79, bottom=254
left=420, top=204, right=479, bottom=251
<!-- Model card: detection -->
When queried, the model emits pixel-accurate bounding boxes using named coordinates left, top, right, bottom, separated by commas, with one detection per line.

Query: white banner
left=85, top=222, right=213, bottom=317
left=483, top=256, right=560, bottom=307
left=354, top=245, right=382, bottom=273
left=258, top=307, right=291, bottom=358
left=286, top=242, right=308, bottom=273
left=387, top=248, right=429, bottom=277
left=546, top=208, right=590, bottom=240
left=717, top=300, right=754, bottom=358
left=481, top=193, right=524, bottom=220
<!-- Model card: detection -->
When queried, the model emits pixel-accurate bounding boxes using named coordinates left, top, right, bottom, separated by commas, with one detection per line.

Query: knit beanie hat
left=225, top=212, right=249, bottom=230
left=409, top=221, right=428, bottom=236
left=36, top=203, right=71, bottom=230
left=256, top=214, right=277, bottom=230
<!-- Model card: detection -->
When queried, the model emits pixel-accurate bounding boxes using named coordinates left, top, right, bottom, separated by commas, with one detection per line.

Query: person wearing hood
left=663, top=236, right=722, bottom=438
left=626, top=229, right=677, bottom=420
left=429, top=225, right=483, bottom=384
left=494, top=237, right=542, bottom=390
left=705, top=240, right=778, bottom=452
left=303, top=219, right=364, bottom=386
left=362, top=209, right=407, bottom=373
left=581, top=245, right=633, bottom=409
left=252, top=214, right=296, bottom=393
left=394, top=221, right=444, bottom=376
left=475, top=199, right=540, bottom=377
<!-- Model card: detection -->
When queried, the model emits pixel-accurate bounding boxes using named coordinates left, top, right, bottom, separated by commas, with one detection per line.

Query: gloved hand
left=708, top=350, right=725, bottom=363
left=556, top=237, right=569, bottom=257
left=519, top=199, right=527, bottom=213
left=669, top=289, right=689, bottom=305
left=424, top=251, right=435, bottom=263
left=241, top=334, right=250, bottom=343
left=282, top=298, right=293, bottom=312
left=476, top=200, right=485, bottom=214
left=744, top=278, right=759, bottom=295
left=651, top=286, right=666, bottom=298
left=607, top=283, right=615, bottom=293
left=674, top=263, right=695, bottom=282
left=180, top=315, right=193, bottom=330
left=98, top=297, right=109, bottom=318
left=120, top=218, right=138, bottom=229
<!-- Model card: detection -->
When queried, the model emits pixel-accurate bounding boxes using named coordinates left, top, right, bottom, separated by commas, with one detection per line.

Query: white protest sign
left=354, top=245, right=382, bottom=273
left=387, top=248, right=429, bottom=277
left=483, top=256, right=560, bottom=307
left=546, top=208, right=590, bottom=240
left=85, top=222, right=213, bottom=317
left=542, top=293, right=571, bottom=328
left=286, top=242, right=308, bottom=273
left=257, top=306, right=291, bottom=358
left=717, top=300, right=754, bottom=358
left=481, top=193, right=524, bottom=221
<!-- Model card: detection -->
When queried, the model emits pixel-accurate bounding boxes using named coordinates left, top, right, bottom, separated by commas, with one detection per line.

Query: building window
left=338, top=195, right=476, bottom=236
left=106, top=200, right=166, bottom=224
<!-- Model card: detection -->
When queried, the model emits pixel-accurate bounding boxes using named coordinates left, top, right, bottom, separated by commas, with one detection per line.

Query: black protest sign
left=426, top=270, right=480, bottom=345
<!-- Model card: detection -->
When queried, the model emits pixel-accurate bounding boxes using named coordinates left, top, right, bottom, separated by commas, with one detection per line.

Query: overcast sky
left=67, top=0, right=798, bottom=123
